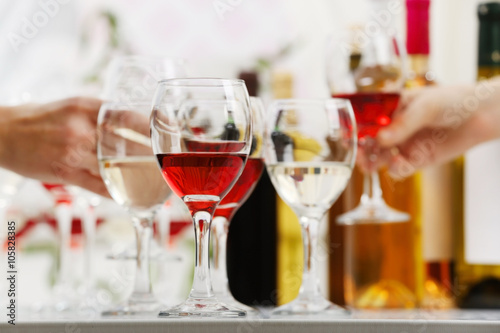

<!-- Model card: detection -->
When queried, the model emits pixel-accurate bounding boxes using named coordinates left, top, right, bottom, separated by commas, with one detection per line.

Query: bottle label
left=465, top=139, right=500, bottom=265
left=421, top=164, right=453, bottom=261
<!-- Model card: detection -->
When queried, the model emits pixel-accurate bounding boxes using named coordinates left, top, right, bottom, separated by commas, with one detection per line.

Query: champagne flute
left=151, top=78, right=252, bottom=317
left=326, top=27, right=410, bottom=224
left=264, top=99, right=357, bottom=315
left=97, top=102, right=172, bottom=316
left=211, top=97, right=265, bottom=312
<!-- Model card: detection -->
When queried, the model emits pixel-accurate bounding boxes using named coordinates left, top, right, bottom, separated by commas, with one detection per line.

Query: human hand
left=0, top=97, right=109, bottom=196
left=376, top=79, right=500, bottom=178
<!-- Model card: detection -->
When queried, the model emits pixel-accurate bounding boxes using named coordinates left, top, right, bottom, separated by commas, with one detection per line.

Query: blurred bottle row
left=1, top=0, right=500, bottom=312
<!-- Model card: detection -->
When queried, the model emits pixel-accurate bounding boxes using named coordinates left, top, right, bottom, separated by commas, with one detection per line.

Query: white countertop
left=2, top=309, right=500, bottom=333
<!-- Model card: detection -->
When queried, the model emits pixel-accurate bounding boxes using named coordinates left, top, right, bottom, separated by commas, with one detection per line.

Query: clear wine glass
left=264, top=99, right=357, bottom=315
left=211, top=97, right=265, bottom=313
left=103, top=55, right=187, bottom=103
left=97, top=102, right=173, bottom=316
left=42, top=183, right=76, bottom=312
left=326, top=27, right=410, bottom=224
left=102, top=55, right=186, bottom=261
left=151, top=78, right=252, bottom=317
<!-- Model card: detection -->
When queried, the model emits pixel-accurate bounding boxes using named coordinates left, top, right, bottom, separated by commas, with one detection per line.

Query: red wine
left=157, top=152, right=246, bottom=213
left=334, top=92, right=400, bottom=139
left=43, top=183, right=72, bottom=205
left=215, top=158, right=265, bottom=220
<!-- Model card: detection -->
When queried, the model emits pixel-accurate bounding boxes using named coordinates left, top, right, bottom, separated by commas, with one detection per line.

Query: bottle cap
left=478, top=2, right=500, bottom=67
left=406, top=0, right=430, bottom=55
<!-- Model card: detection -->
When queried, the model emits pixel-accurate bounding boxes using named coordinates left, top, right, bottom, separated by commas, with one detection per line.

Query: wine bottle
left=328, top=1, right=419, bottom=309
left=405, top=0, right=455, bottom=309
left=455, top=2, right=500, bottom=309
left=226, top=71, right=278, bottom=306
left=270, top=71, right=305, bottom=305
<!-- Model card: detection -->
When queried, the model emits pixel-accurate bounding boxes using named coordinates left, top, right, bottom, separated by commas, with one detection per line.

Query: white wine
left=267, top=162, right=352, bottom=219
left=100, top=156, right=171, bottom=212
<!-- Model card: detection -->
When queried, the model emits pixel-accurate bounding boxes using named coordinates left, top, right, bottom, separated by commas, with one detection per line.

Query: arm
left=0, top=97, right=108, bottom=196
left=377, top=77, right=500, bottom=177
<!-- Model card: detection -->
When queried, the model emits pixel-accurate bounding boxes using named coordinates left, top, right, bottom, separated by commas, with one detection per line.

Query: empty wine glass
left=264, top=99, right=357, bottom=315
left=211, top=97, right=265, bottom=313
left=98, top=102, right=173, bottom=315
left=326, top=27, right=410, bottom=224
left=151, top=78, right=252, bottom=317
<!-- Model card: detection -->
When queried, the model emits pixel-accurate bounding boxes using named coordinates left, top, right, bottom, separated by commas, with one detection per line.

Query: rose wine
left=333, top=92, right=400, bottom=139
left=100, top=156, right=171, bottom=212
left=157, top=152, right=247, bottom=213
left=215, top=158, right=265, bottom=220
left=267, top=162, right=352, bottom=218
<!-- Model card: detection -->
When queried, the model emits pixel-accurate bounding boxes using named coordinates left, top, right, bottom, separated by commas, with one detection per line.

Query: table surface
left=2, top=309, right=500, bottom=333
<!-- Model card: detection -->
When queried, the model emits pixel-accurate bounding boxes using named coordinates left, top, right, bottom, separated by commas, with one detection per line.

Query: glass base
left=272, top=295, right=349, bottom=317
left=106, top=240, right=181, bottom=262
left=158, top=297, right=246, bottom=318
left=102, top=294, right=162, bottom=316
left=216, top=294, right=258, bottom=316
left=337, top=202, right=410, bottom=225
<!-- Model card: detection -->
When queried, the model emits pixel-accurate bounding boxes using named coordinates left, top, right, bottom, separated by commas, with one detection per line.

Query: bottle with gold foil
left=405, top=0, right=455, bottom=309
left=272, top=71, right=305, bottom=306
left=455, top=2, right=500, bottom=308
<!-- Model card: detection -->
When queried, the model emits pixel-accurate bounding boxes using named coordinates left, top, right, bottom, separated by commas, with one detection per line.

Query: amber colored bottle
left=454, top=2, right=500, bottom=308
left=405, top=0, right=455, bottom=309
left=328, top=20, right=420, bottom=310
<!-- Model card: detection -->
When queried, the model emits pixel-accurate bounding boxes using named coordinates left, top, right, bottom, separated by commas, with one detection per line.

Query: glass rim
left=157, top=77, right=246, bottom=88
left=269, top=98, right=353, bottom=107
left=109, top=54, right=187, bottom=65
left=100, top=101, right=153, bottom=109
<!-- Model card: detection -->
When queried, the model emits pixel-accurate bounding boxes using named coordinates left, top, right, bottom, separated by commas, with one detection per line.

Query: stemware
left=326, top=27, right=409, bottom=224
left=102, top=55, right=186, bottom=261
left=97, top=102, right=173, bottom=315
left=151, top=78, right=252, bottom=317
left=264, top=99, right=357, bottom=315
left=103, top=55, right=187, bottom=103
left=211, top=97, right=265, bottom=312
left=42, top=183, right=77, bottom=312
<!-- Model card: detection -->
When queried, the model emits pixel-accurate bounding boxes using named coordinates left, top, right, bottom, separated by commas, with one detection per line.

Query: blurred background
left=0, top=0, right=499, bottom=315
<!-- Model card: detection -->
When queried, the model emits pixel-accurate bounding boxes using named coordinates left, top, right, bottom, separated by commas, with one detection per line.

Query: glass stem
left=212, top=216, right=229, bottom=297
left=55, top=203, right=72, bottom=287
left=130, top=215, right=154, bottom=298
left=298, top=216, right=322, bottom=298
left=360, top=171, right=384, bottom=206
left=82, top=205, right=96, bottom=290
left=189, top=210, right=215, bottom=299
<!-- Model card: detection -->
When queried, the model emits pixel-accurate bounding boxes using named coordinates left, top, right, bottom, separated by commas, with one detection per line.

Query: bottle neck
left=408, top=54, right=430, bottom=76
left=406, top=0, right=430, bottom=55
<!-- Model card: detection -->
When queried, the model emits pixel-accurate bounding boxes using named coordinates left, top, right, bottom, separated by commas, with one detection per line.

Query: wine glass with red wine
left=151, top=78, right=252, bottom=318
left=264, top=99, right=357, bottom=315
left=326, top=27, right=410, bottom=224
left=210, top=97, right=265, bottom=313
left=97, top=102, right=173, bottom=316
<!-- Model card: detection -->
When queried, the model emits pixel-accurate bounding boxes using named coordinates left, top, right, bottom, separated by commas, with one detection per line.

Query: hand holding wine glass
left=151, top=78, right=252, bottom=318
